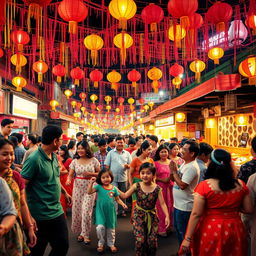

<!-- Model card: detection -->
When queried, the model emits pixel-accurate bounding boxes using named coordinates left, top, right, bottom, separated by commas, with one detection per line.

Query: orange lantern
left=107, top=70, right=121, bottom=92
left=73, top=112, right=81, bottom=120
left=246, top=14, right=256, bottom=35
left=176, top=112, right=186, bottom=122
left=90, top=94, right=98, bottom=103
left=64, top=89, right=72, bottom=99
left=11, top=54, right=27, bottom=74
left=148, top=101, right=154, bottom=110
left=147, top=67, right=162, bottom=93
left=144, top=105, right=149, bottom=112
left=49, top=99, right=59, bottom=111
left=11, top=30, right=30, bottom=51
left=12, top=76, right=27, bottom=91
left=32, top=60, right=48, bottom=83
left=84, top=34, right=104, bottom=66
left=81, top=106, right=86, bottom=114
left=106, top=105, right=111, bottom=113
left=172, top=77, right=182, bottom=89
left=208, top=47, right=224, bottom=64
left=105, top=96, right=112, bottom=104
left=70, top=100, right=77, bottom=109
left=239, top=56, right=256, bottom=85
left=0, top=48, right=4, bottom=58
left=109, top=0, right=137, bottom=30
left=79, top=92, right=86, bottom=102
left=189, top=59, right=206, bottom=83
left=168, top=24, right=186, bottom=41
left=113, top=32, right=133, bottom=65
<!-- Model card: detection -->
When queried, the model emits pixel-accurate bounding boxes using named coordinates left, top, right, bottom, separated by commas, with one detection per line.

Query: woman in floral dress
left=66, top=140, right=100, bottom=244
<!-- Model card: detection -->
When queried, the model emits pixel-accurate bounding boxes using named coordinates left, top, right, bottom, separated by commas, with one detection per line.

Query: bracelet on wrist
left=185, top=236, right=192, bottom=242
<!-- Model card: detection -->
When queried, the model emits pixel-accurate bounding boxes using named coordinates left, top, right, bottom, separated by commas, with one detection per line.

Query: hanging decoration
left=71, top=100, right=77, bottom=109
left=170, top=63, right=184, bottom=78
left=168, top=24, right=186, bottom=42
left=58, top=0, right=88, bottom=34
left=176, top=112, right=186, bottom=122
left=70, top=67, right=84, bottom=86
left=89, top=69, right=103, bottom=88
left=108, top=0, right=137, bottom=30
left=90, top=94, right=98, bottom=103
left=246, top=14, right=256, bottom=35
left=239, top=56, right=256, bottom=85
left=189, top=59, right=206, bottom=83
left=208, top=47, right=224, bottom=64
left=79, top=92, right=86, bottom=102
left=107, top=70, right=122, bottom=92
left=73, top=112, right=81, bottom=120
left=12, top=76, right=27, bottom=91
left=105, top=96, right=112, bottom=105
left=0, top=48, right=3, bottom=58
left=52, top=64, right=66, bottom=83
left=138, top=98, right=145, bottom=105
left=32, top=60, right=48, bottom=83
left=81, top=106, right=86, bottom=114
left=128, top=97, right=135, bottom=111
left=11, top=30, right=30, bottom=52
left=147, top=67, right=162, bottom=93
left=228, top=20, right=248, bottom=46
left=11, top=54, right=27, bottom=74
left=84, top=34, right=104, bottom=66
left=106, top=105, right=111, bottom=113
left=49, top=99, right=59, bottom=111
left=172, top=77, right=182, bottom=89
left=64, top=89, right=72, bottom=99
left=113, top=32, right=133, bottom=65
left=127, top=69, right=141, bottom=92
left=148, top=101, right=154, bottom=110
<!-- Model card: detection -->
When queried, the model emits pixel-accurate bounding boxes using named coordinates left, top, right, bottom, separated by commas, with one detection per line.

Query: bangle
left=185, top=237, right=192, bottom=242
left=27, top=223, right=34, bottom=229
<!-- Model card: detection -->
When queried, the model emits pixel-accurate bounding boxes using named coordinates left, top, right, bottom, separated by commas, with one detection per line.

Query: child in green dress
left=88, top=170, right=127, bottom=253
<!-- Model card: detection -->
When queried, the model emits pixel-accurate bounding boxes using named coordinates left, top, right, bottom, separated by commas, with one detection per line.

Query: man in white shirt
left=170, top=140, right=200, bottom=248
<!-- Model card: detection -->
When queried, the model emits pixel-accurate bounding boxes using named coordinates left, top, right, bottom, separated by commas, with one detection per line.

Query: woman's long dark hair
left=75, top=140, right=93, bottom=159
left=154, top=144, right=170, bottom=161
left=136, top=140, right=150, bottom=157
left=59, top=145, right=70, bottom=163
left=205, top=149, right=239, bottom=191
left=0, top=139, right=14, bottom=150
left=67, top=140, right=76, bottom=150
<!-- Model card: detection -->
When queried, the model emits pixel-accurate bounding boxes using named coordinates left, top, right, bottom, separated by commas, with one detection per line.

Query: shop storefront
left=155, top=116, right=175, bottom=140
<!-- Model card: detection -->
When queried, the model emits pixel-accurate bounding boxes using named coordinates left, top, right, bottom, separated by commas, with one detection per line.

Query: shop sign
left=155, top=116, right=174, bottom=127
left=138, top=92, right=170, bottom=104
left=176, top=123, right=186, bottom=132
left=0, top=90, right=4, bottom=114
left=69, top=122, right=79, bottom=130
left=12, top=95, right=38, bottom=120
left=187, top=124, right=196, bottom=132
left=0, top=116, right=30, bottom=127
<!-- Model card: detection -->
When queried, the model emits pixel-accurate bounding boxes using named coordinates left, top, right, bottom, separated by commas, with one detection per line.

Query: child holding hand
left=88, top=170, right=127, bottom=253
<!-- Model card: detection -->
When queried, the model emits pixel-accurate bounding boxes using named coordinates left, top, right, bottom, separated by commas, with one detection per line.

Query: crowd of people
left=0, top=117, right=256, bottom=256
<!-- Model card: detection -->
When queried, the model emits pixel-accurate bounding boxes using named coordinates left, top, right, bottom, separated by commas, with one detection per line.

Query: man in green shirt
left=21, top=125, right=71, bottom=256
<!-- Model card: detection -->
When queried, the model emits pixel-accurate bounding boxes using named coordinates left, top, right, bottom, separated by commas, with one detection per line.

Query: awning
left=149, top=74, right=241, bottom=118
left=50, top=111, right=81, bottom=125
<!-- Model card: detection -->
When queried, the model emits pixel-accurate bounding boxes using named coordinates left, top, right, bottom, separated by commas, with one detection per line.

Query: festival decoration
left=108, top=0, right=137, bottom=30
left=89, top=69, right=103, bottom=88
left=246, top=14, right=256, bottom=35
left=70, top=67, right=84, bottom=86
left=117, top=97, right=124, bottom=105
left=10, top=54, right=27, bottom=74
left=148, top=101, right=154, bottom=110
left=170, top=63, right=184, bottom=78
left=228, top=20, right=248, bottom=46
left=107, top=70, right=121, bottom=92
left=141, top=3, right=164, bottom=32
left=52, top=64, right=66, bottom=83
left=0, top=48, right=3, bottom=58
left=64, top=89, right=72, bottom=99
left=70, top=100, right=77, bottom=109
left=73, top=112, right=81, bottom=120
left=127, top=69, right=141, bottom=88
left=172, top=77, right=182, bottom=89
left=147, top=67, right=162, bottom=93
left=11, top=30, right=30, bottom=51
left=116, top=107, right=120, bottom=113
left=12, top=76, right=27, bottom=91
left=189, top=59, right=206, bottom=83
left=32, top=60, right=48, bottom=83
left=175, top=112, right=186, bottom=122
left=90, top=94, right=98, bottom=103
left=106, top=105, right=111, bottom=113
left=138, top=98, right=145, bottom=105
left=81, top=106, right=86, bottom=114
left=168, top=24, right=186, bottom=42
left=49, top=99, right=59, bottom=111
left=84, top=34, right=104, bottom=66
left=236, top=115, right=249, bottom=126
left=208, top=47, right=224, bottom=64
left=58, top=0, right=88, bottom=34
left=239, top=56, right=256, bottom=85
left=79, top=92, right=86, bottom=101
left=105, top=96, right=112, bottom=105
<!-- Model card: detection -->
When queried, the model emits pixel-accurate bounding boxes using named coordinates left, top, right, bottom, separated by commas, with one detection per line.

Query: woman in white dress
left=66, top=140, right=100, bottom=244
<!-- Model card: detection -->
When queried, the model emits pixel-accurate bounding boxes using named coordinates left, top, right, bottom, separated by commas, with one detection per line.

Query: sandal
left=109, top=246, right=118, bottom=253
left=84, top=238, right=91, bottom=245
left=77, top=235, right=84, bottom=242
left=97, top=246, right=104, bottom=253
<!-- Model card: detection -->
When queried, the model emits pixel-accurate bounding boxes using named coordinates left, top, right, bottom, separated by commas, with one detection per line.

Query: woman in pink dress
left=169, top=143, right=184, bottom=168
left=180, top=149, right=253, bottom=256
left=154, top=144, right=173, bottom=236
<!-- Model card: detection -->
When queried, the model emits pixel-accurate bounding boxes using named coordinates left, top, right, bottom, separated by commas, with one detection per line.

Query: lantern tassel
left=214, top=59, right=220, bottom=65
left=253, top=28, right=256, bottom=36
left=120, top=47, right=126, bottom=66
left=249, top=77, right=256, bottom=85
left=180, top=16, right=190, bottom=29
left=152, top=80, right=159, bottom=93
left=57, top=76, right=61, bottom=83
left=74, top=79, right=79, bottom=86
left=28, top=3, right=40, bottom=33
left=91, top=50, right=98, bottom=66
left=69, top=21, right=77, bottom=34
left=150, top=23, right=157, bottom=32
left=16, top=86, right=22, bottom=92
left=38, top=73, right=43, bottom=83
left=119, top=18, right=127, bottom=31
left=216, top=22, right=225, bottom=32
left=17, top=44, right=23, bottom=52
left=93, top=81, right=99, bottom=88
left=195, top=72, right=201, bottom=83
left=132, top=81, right=136, bottom=87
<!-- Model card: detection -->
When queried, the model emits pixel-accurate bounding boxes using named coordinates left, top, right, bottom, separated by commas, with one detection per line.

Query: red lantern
left=206, top=2, right=233, bottom=32
left=141, top=3, right=164, bottom=32
left=70, top=67, right=84, bottom=86
left=32, top=60, right=48, bottom=83
left=169, top=63, right=184, bottom=77
left=118, top=97, right=125, bottom=105
left=58, top=0, right=88, bottom=34
left=189, top=13, right=203, bottom=30
left=11, top=30, right=30, bottom=51
left=79, top=92, right=86, bottom=101
left=0, top=48, right=4, bottom=58
left=89, top=69, right=103, bottom=88
left=90, top=103, right=96, bottom=111
left=127, top=69, right=141, bottom=87
left=138, top=98, right=145, bottom=105
left=168, top=0, right=198, bottom=28
left=52, top=64, right=66, bottom=83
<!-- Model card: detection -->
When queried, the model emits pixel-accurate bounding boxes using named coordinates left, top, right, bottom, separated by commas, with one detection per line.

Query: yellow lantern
left=109, top=0, right=137, bottom=30
left=206, top=118, right=216, bottom=128
left=105, top=96, right=112, bottom=104
left=189, top=59, right=206, bottom=83
left=64, top=89, right=72, bottom=99
left=11, top=54, right=27, bottom=74
left=128, top=97, right=135, bottom=105
left=239, top=56, right=256, bottom=85
left=90, top=94, right=98, bottom=103
left=176, top=112, right=186, bottom=122
left=84, top=34, right=104, bottom=66
left=106, top=105, right=111, bottom=113
left=12, top=76, right=27, bottom=91
left=81, top=106, right=86, bottom=114
left=148, top=101, right=154, bottom=110
left=73, top=112, right=81, bottom=120
left=208, top=47, right=224, bottom=64
left=70, top=100, right=77, bottom=108
left=147, top=67, right=162, bottom=93
left=113, top=32, right=133, bottom=65
left=172, top=77, right=182, bottom=89
left=236, top=115, right=249, bottom=126
left=168, top=24, right=186, bottom=42
left=116, top=108, right=120, bottom=113
left=107, top=70, right=121, bottom=92
left=149, top=124, right=155, bottom=131
left=144, top=105, right=149, bottom=112
left=81, top=119, right=85, bottom=125
left=49, top=100, right=59, bottom=111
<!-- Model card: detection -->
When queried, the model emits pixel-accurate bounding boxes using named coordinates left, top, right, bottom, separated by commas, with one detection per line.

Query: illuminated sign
left=155, top=116, right=174, bottom=127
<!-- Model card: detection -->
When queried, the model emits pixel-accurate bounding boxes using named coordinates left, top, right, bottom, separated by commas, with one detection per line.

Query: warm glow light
left=206, top=118, right=216, bottom=128
left=64, top=89, right=72, bottom=99
left=208, top=47, right=224, bottom=64
left=176, top=112, right=186, bottom=122
left=90, top=94, right=98, bottom=103
left=236, top=115, right=248, bottom=126
left=49, top=100, right=59, bottom=111
left=168, top=24, right=186, bottom=41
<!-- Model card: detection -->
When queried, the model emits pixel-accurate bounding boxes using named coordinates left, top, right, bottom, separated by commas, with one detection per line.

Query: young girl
left=169, top=143, right=184, bottom=168
left=119, top=162, right=170, bottom=256
left=88, top=170, right=127, bottom=253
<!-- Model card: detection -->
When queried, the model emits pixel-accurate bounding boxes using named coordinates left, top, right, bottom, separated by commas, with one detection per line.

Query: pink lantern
left=228, top=20, right=248, bottom=46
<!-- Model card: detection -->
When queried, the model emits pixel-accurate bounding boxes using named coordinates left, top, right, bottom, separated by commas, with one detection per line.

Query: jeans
left=30, top=214, right=69, bottom=256
left=112, top=181, right=127, bottom=215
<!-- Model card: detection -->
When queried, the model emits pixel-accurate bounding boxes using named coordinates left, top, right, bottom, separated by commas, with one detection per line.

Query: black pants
left=30, top=214, right=69, bottom=256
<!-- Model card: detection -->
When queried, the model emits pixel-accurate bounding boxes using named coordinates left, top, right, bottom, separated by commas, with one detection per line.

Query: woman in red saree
left=180, top=149, right=253, bottom=256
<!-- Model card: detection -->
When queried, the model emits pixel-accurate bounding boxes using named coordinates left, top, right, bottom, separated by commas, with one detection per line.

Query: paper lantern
left=107, top=70, right=121, bottom=91
left=70, top=67, right=84, bottom=86
left=228, top=20, right=248, bottom=46
left=58, top=0, right=88, bottom=34
left=12, top=76, right=27, bottom=91
left=206, top=2, right=233, bottom=32
left=70, top=100, right=77, bottom=108
left=138, top=98, right=145, bottom=105
left=106, top=105, right=111, bottom=113
left=189, top=13, right=203, bottom=30
left=0, top=48, right=4, bottom=58
left=141, top=3, right=164, bottom=32
left=73, top=112, right=81, bottom=120
left=81, top=106, right=86, bottom=114
left=147, top=67, right=162, bottom=93
left=114, top=33, right=133, bottom=65
left=11, top=54, right=27, bottom=74
left=90, top=94, right=98, bottom=103
left=128, top=98, right=135, bottom=105
left=116, top=108, right=120, bottom=113
left=109, top=0, right=137, bottom=30
left=168, top=24, right=186, bottom=42
left=97, top=105, right=103, bottom=112
left=52, top=64, right=66, bottom=83
left=84, top=34, right=104, bottom=66
left=208, top=47, right=224, bottom=64
left=239, top=56, right=256, bottom=85
left=170, top=63, right=184, bottom=77
left=127, top=69, right=141, bottom=87
left=246, top=14, right=256, bottom=35
left=90, top=103, right=96, bottom=111
left=148, top=101, right=154, bottom=110
left=32, top=60, right=48, bottom=83
left=105, top=96, right=112, bottom=104
left=64, top=89, right=72, bottom=99
left=89, top=69, right=103, bottom=88
left=189, top=59, right=206, bottom=83
left=176, top=112, right=186, bottom=122
left=236, top=115, right=249, bottom=126
left=117, top=97, right=124, bottom=105
left=11, top=30, right=30, bottom=51
left=49, top=99, right=59, bottom=111
left=79, top=92, right=86, bottom=101
left=172, top=77, right=182, bottom=89
left=167, top=0, right=198, bottom=28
